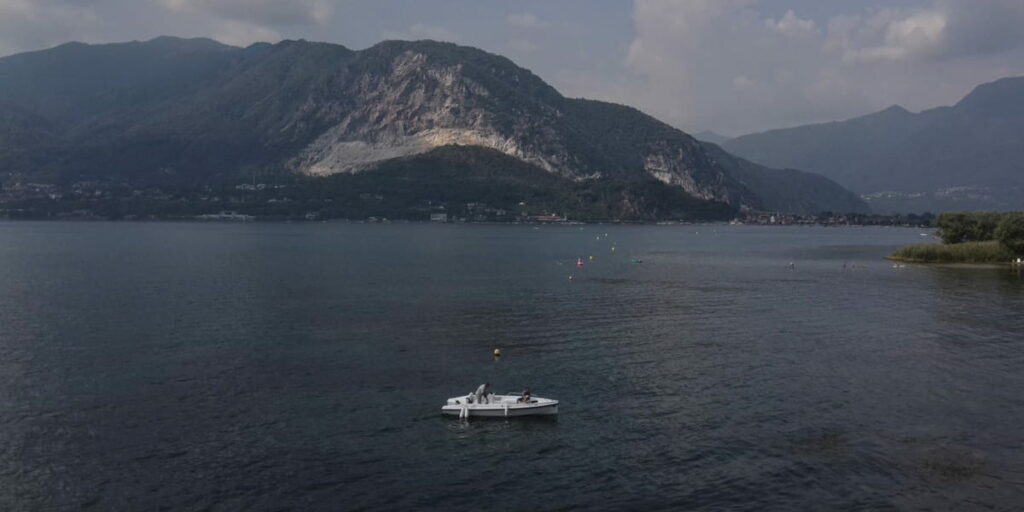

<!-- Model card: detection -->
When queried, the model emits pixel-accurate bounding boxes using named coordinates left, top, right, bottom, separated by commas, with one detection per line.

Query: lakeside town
left=1, top=180, right=934, bottom=227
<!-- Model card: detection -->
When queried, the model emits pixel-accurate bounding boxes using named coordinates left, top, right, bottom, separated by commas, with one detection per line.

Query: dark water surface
left=1, top=222, right=1022, bottom=510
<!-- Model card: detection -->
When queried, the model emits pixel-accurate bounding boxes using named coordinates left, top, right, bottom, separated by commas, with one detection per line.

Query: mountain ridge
left=0, top=36, right=867, bottom=216
left=693, top=130, right=732, bottom=145
left=724, top=76, right=1024, bottom=212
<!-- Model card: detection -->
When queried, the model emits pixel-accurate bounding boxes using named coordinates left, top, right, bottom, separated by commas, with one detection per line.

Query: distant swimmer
left=788, top=262, right=795, bottom=270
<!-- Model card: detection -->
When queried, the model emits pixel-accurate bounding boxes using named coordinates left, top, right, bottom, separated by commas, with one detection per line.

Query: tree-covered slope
left=328, top=145, right=737, bottom=221
left=701, top=142, right=867, bottom=214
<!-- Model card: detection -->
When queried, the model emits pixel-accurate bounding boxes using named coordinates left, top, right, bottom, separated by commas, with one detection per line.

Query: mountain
left=693, top=130, right=731, bottom=145
left=0, top=37, right=867, bottom=219
left=723, top=77, right=1024, bottom=213
left=700, top=142, right=867, bottom=214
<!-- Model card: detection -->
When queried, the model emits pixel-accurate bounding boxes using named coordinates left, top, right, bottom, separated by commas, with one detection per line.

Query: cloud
left=160, top=0, right=333, bottom=27
left=826, top=8, right=948, bottom=63
left=155, top=0, right=331, bottom=47
left=612, top=0, right=1024, bottom=135
left=506, top=12, right=548, bottom=30
left=932, top=0, right=1024, bottom=58
left=382, top=23, right=459, bottom=42
left=765, top=10, right=817, bottom=38
left=732, top=75, right=755, bottom=90
left=0, top=0, right=101, bottom=55
left=825, top=1, right=1024, bottom=64
left=0, top=0, right=31, bottom=17
left=211, top=19, right=282, bottom=47
left=624, top=0, right=826, bottom=131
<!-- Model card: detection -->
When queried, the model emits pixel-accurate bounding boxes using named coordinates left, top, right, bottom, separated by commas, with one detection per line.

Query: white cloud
left=160, top=0, right=333, bottom=27
left=506, top=12, right=548, bottom=30
left=612, top=0, right=1024, bottom=135
left=932, top=0, right=1024, bottom=58
left=765, top=10, right=817, bottom=38
left=0, top=0, right=100, bottom=55
left=0, top=0, right=32, bottom=17
left=211, top=19, right=282, bottom=47
left=732, top=75, right=755, bottom=90
left=827, top=8, right=948, bottom=63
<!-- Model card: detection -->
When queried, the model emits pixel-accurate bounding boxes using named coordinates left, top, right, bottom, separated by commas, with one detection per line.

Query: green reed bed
left=889, top=241, right=1015, bottom=264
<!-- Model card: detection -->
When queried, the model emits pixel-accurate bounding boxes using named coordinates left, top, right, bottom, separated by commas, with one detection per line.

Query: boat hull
left=441, top=403, right=558, bottom=417
left=441, top=395, right=558, bottom=417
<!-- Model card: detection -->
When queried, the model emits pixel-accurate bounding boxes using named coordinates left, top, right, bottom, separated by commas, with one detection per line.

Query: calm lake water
left=1, top=222, right=1022, bottom=510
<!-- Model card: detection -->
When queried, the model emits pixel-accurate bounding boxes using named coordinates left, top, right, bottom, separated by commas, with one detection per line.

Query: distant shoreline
left=0, top=216, right=933, bottom=229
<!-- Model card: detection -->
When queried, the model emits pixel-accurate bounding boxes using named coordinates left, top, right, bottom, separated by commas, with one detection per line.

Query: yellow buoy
left=589, top=255, right=594, bottom=261
left=611, top=247, right=616, bottom=252
left=493, top=348, right=502, bottom=357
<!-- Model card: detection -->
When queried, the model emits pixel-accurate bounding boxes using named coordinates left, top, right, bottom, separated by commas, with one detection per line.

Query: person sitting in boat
left=474, top=382, right=491, bottom=404
left=517, top=387, right=532, bottom=403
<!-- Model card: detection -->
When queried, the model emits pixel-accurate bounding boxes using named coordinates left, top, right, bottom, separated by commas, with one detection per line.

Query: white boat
left=442, top=394, right=558, bottom=418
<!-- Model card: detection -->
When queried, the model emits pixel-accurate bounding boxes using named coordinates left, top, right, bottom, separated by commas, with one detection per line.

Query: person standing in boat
left=475, top=382, right=491, bottom=404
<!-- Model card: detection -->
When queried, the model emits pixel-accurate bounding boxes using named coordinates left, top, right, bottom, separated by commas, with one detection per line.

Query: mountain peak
left=144, top=36, right=233, bottom=48
left=955, top=75, right=1024, bottom=116
left=878, top=104, right=910, bottom=115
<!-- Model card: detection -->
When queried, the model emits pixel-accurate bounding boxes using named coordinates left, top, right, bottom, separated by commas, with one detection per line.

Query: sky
left=2, top=0, right=1024, bottom=136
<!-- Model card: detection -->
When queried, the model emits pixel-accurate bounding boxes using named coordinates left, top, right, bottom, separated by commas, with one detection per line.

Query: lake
left=1, top=222, right=1022, bottom=510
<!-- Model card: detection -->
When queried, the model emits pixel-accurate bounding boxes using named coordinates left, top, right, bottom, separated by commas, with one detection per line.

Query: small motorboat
left=442, top=393, right=558, bottom=418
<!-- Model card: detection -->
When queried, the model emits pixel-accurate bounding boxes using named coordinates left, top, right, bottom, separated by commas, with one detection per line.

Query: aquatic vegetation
left=889, top=241, right=1014, bottom=264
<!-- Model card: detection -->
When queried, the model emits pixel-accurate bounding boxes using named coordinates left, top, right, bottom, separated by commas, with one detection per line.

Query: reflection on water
left=0, top=222, right=1022, bottom=510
